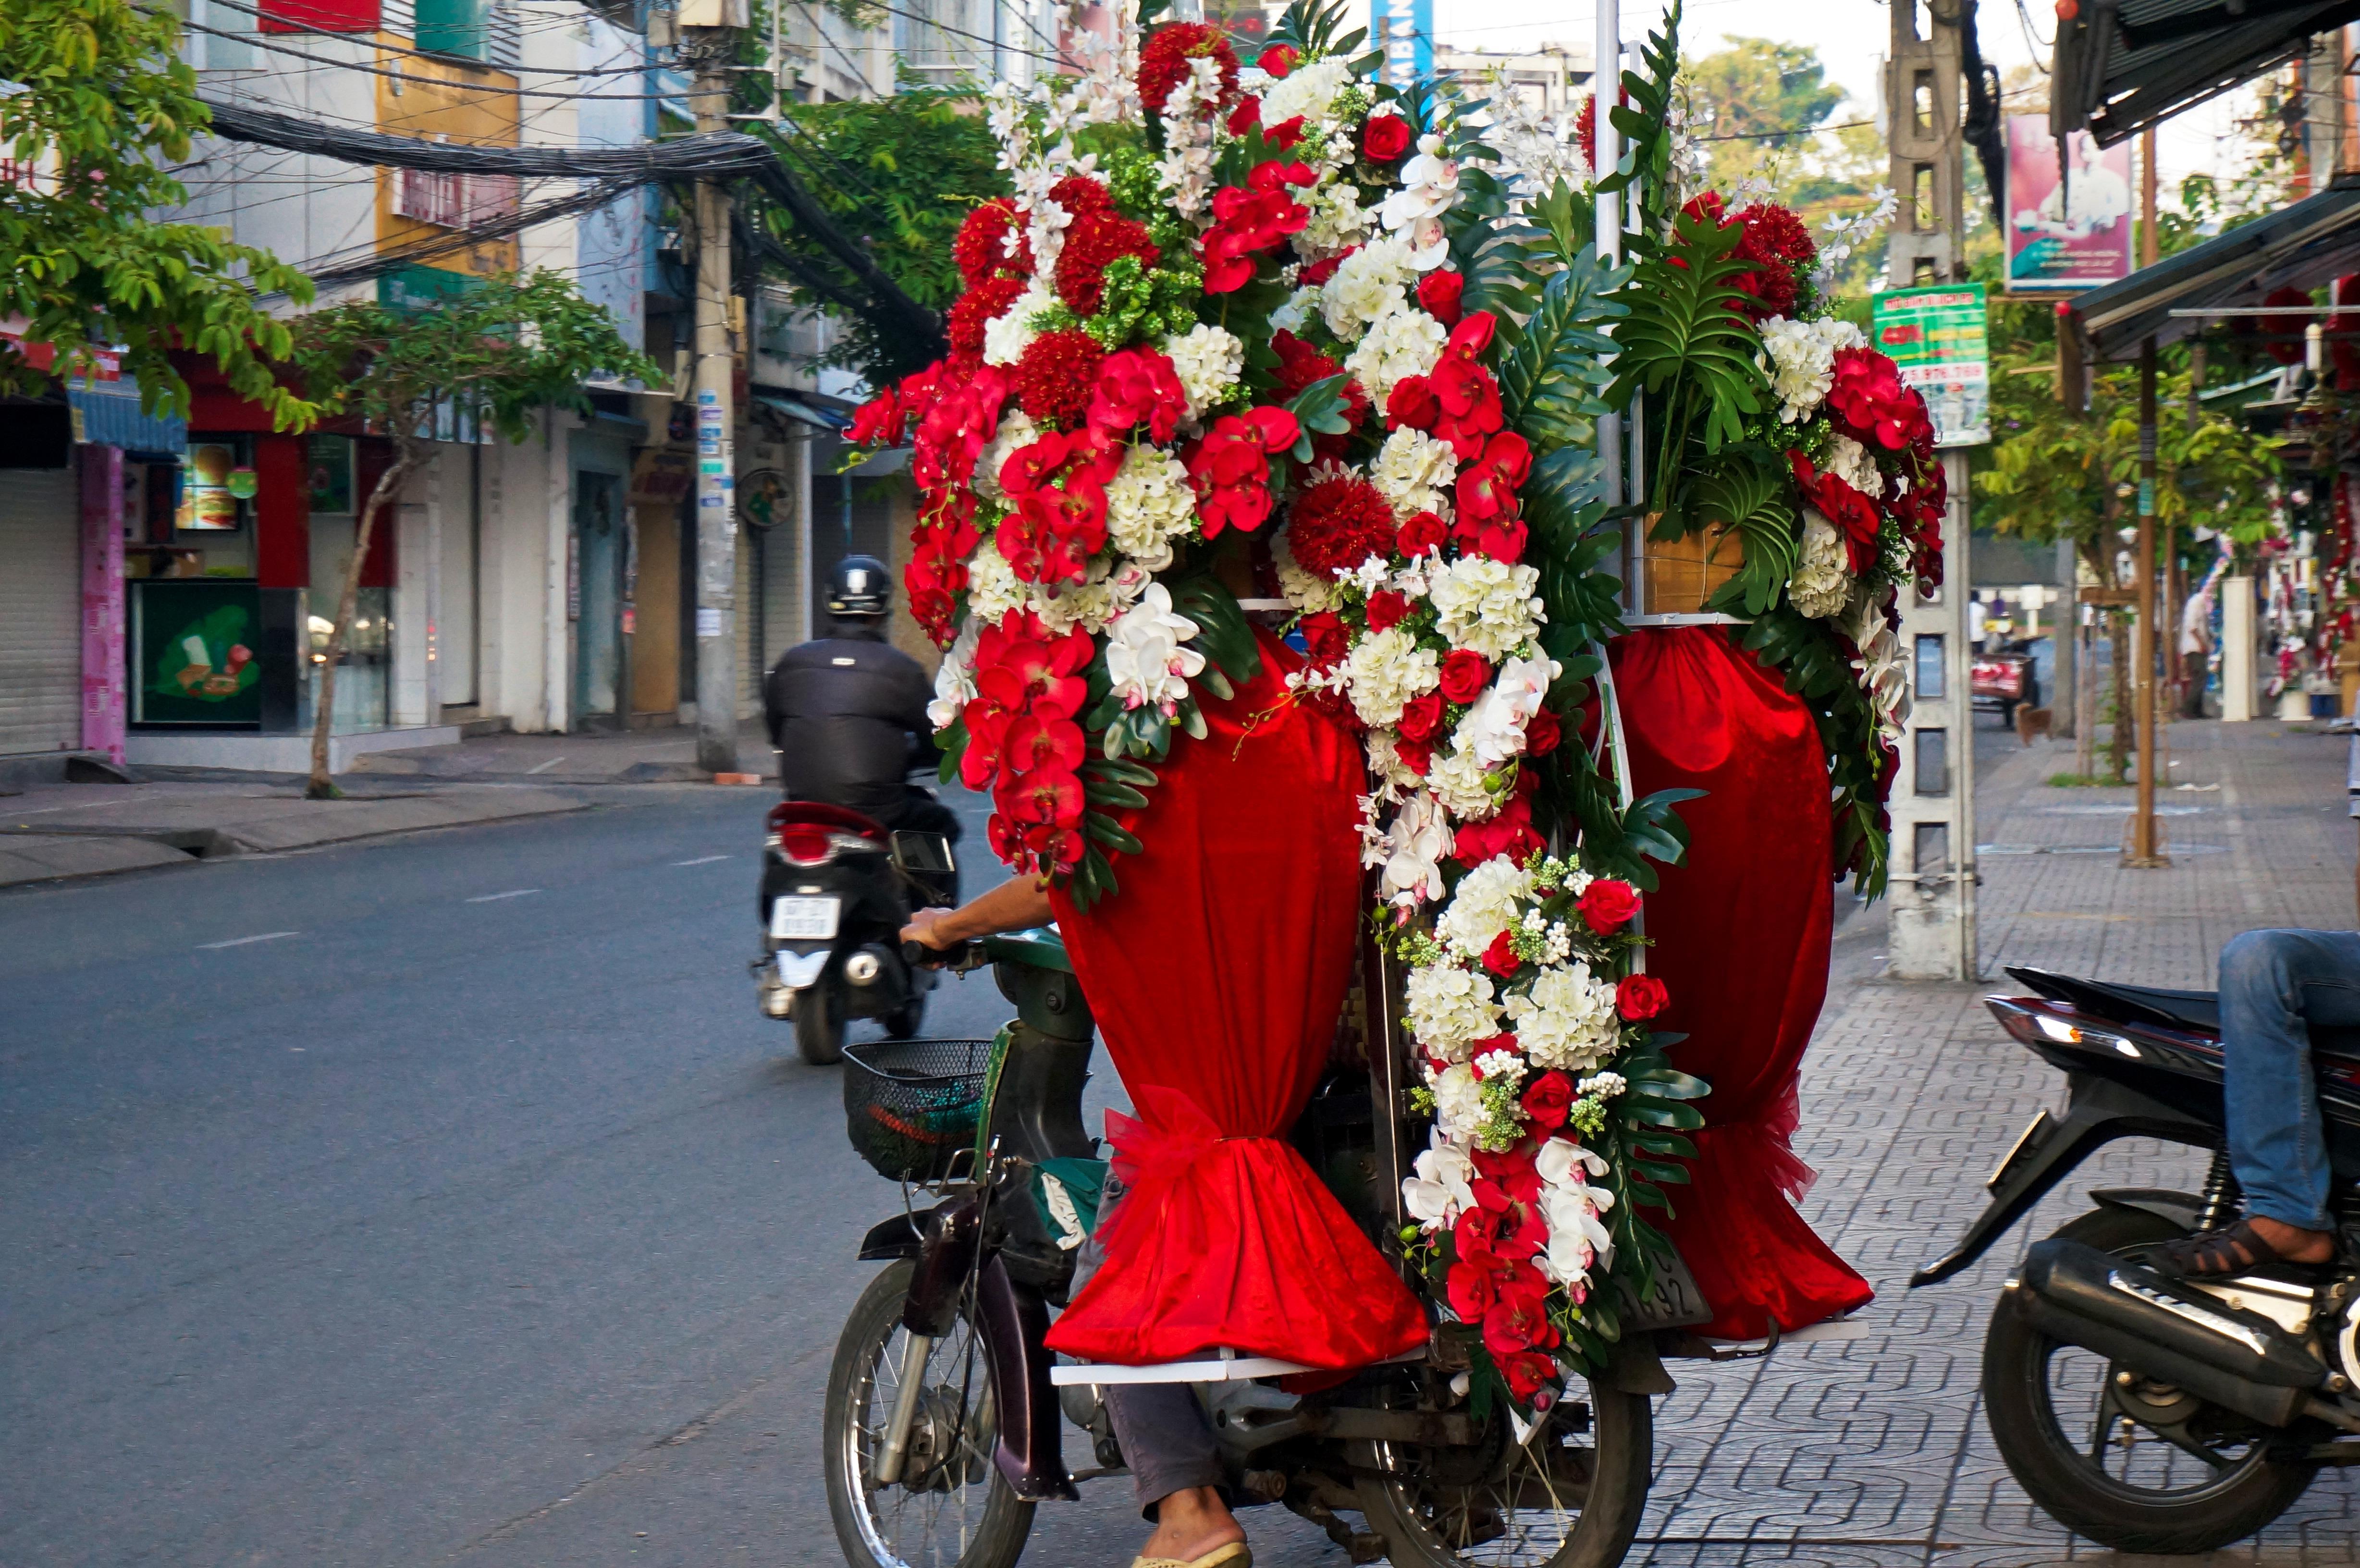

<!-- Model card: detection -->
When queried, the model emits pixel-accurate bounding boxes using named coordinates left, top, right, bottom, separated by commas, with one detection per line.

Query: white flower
left=1364, top=790, right=1454, bottom=906
left=1268, top=284, right=1321, bottom=337
left=1105, top=443, right=1196, bottom=571
left=1103, top=582, right=1205, bottom=714
left=1791, top=508, right=1851, bottom=619
left=1321, top=234, right=1417, bottom=340
left=1426, top=742, right=1500, bottom=821
left=1340, top=625, right=1441, bottom=728
left=1274, top=530, right=1342, bottom=612
left=1370, top=425, right=1457, bottom=519
left=966, top=537, right=1031, bottom=624
left=1378, top=134, right=1461, bottom=269
left=1574, top=1071, right=1628, bottom=1100
left=1406, top=963, right=1500, bottom=1061
left=1506, top=961, right=1622, bottom=1074
left=1037, top=555, right=1153, bottom=636
left=1758, top=314, right=1867, bottom=424
left=1437, top=856, right=1534, bottom=956
left=1298, top=180, right=1375, bottom=257
left=1402, top=1129, right=1477, bottom=1227
left=1824, top=434, right=1882, bottom=498
left=1474, top=1047, right=1527, bottom=1088
left=1257, top=56, right=1351, bottom=129
left=983, top=277, right=1057, bottom=367
left=1164, top=322, right=1244, bottom=417
left=1453, top=652, right=1557, bottom=767
left=1429, top=556, right=1544, bottom=660
left=926, top=618, right=980, bottom=730
left=1842, top=587, right=1911, bottom=743
left=1534, top=1137, right=1617, bottom=1284
left=975, top=412, right=1041, bottom=502
left=1428, top=1062, right=1487, bottom=1140
left=1343, top=304, right=1448, bottom=405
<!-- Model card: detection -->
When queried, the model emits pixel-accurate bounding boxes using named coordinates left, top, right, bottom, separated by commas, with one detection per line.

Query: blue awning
left=69, top=376, right=186, bottom=455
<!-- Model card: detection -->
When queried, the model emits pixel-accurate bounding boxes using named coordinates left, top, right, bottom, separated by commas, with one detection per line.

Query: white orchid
left=1103, top=583, right=1204, bottom=715
left=1378, top=134, right=1461, bottom=269
left=926, top=619, right=980, bottom=730
left=1453, top=653, right=1557, bottom=767
left=1403, top=1130, right=1477, bottom=1227
left=1364, top=789, right=1453, bottom=906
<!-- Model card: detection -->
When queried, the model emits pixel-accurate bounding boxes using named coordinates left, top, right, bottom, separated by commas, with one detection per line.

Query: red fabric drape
left=1608, top=626, right=1874, bottom=1340
left=1045, top=630, right=1429, bottom=1369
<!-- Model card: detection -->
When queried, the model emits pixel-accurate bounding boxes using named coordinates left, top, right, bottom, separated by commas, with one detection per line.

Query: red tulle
left=1045, top=631, right=1429, bottom=1369
left=1607, top=626, right=1874, bottom=1339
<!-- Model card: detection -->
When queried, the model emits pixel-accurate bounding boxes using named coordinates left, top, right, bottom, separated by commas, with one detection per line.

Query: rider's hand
left=901, top=907, right=959, bottom=950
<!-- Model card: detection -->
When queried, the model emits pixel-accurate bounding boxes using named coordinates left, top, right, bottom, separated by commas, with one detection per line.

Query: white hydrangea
left=1362, top=728, right=1426, bottom=798
left=975, top=412, right=1040, bottom=502
left=1321, top=234, right=1416, bottom=340
left=1340, top=624, right=1441, bottom=728
left=1035, top=556, right=1152, bottom=636
left=966, top=536, right=1032, bottom=624
left=1105, top=443, right=1196, bottom=571
left=1791, top=508, right=1851, bottom=619
left=1405, top=962, right=1500, bottom=1061
left=1267, top=283, right=1322, bottom=337
left=1429, top=556, right=1543, bottom=660
left=1437, top=856, right=1535, bottom=956
left=1298, top=180, right=1374, bottom=258
left=1427, top=1062, right=1487, bottom=1140
left=1758, top=314, right=1867, bottom=423
left=1257, top=56, right=1352, bottom=130
left=1426, top=741, right=1499, bottom=821
left=1164, top=322, right=1244, bottom=417
left=1369, top=426, right=1457, bottom=518
left=1343, top=305, right=1449, bottom=404
left=983, top=276, right=1057, bottom=367
left=1507, top=961, right=1622, bottom=1074
left=1824, top=433, right=1882, bottom=498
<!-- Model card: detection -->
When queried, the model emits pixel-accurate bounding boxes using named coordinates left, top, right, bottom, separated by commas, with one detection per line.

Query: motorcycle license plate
left=769, top=895, right=841, bottom=941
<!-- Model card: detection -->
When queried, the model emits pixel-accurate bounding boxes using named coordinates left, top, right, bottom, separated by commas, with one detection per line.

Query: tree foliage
left=0, top=0, right=315, bottom=427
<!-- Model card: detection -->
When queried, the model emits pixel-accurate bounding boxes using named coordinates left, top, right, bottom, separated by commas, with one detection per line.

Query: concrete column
left=2222, top=575, right=2256, bottom=721
left=545, top=414, right=572, bottom=734
left=78, top=445, right=125, bottom=765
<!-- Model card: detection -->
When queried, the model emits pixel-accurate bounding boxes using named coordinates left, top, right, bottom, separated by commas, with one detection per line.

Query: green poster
left=134, top=582, right=264, bottom=725
left=1871, top=283, right=1991, bottom=449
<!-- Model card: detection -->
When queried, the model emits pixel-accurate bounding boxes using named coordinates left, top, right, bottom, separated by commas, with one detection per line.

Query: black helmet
left=826, top=554, right=891, bottom=617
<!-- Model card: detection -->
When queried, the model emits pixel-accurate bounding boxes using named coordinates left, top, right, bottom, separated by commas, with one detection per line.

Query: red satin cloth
left=1045, top=631, right=1429, bottom=1369
left=1608, top=626, right=1874, bottom=1340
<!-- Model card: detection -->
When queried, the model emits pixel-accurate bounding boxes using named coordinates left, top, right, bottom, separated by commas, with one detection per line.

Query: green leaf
left=1168, top=575, right=1263, bottom=686
left=1685, top=450, right=1800, bottom=617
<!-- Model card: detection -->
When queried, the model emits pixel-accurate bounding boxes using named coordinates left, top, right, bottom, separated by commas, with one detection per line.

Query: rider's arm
left=901, top=876, right=1055, bottom=948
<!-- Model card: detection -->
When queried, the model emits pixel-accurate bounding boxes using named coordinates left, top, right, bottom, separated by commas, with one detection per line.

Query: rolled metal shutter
left=0, top=469, right=82, bottom=755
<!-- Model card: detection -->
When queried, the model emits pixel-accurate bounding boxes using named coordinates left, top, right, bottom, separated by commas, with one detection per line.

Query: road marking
left=674, top=854, right=731, bottom=866
left=466, top=888, right=542, bottom=903
left=525, top=757, right=566, bottom=775
left=199, top=931, right=299, bottom=949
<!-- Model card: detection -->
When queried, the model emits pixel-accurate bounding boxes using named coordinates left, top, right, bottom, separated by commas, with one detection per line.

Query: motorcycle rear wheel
left=1353, top=1373, right=1652, bottom=1568
left=797, top=980, right=846, bottom=1066
left=824, top=1259, right=1034, bottom=1568
left=1982, top=1204, right=2318, bottom=1554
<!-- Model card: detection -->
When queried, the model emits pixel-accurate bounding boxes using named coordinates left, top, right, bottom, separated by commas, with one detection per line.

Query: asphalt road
left=0, top=786, right=1345, bottom=1568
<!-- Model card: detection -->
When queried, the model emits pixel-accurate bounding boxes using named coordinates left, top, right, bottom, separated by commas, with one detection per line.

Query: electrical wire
left=198, top=93, right=775, bottom=176
left=183, top=20, right=703, bottom=99
left=198, top=0, right=664, bottom=74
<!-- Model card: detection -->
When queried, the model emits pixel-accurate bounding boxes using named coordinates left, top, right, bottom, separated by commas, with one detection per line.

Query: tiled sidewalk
left=1641, top=718, right=2360, bottom=1567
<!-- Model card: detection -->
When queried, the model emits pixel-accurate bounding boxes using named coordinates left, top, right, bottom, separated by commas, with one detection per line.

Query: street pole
left=2129, top=127, right=2164, bottom=867
left=690, top=20, right=741, bottom=776
left=1594, top=0, right=1625, bottom=606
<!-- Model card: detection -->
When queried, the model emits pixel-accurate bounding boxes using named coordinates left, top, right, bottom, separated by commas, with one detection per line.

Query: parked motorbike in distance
left=819, top=929, right=1714, bottom=1568
left=751, top=796, right=959, bottom=1066
left=1916, top=965, right=2360, bottom=1554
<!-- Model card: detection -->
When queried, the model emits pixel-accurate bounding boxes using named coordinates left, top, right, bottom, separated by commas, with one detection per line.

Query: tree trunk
left=2108, top=607, right=2134, bottom=784
left=307, top=447, right=413, bottom=798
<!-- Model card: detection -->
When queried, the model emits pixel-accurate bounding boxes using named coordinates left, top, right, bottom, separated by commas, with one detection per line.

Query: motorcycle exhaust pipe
left=2008, top=1239, right=2329, bottom=1429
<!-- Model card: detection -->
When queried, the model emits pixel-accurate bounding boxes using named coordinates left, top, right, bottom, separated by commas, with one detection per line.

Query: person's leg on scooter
left=1102, top=1384, right=1245, bottom=1567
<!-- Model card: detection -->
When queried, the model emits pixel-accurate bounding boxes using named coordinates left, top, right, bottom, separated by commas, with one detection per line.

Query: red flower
left=1428, top=313, right=1505, bottom=461
left=1826, top=347, right=1933, bottom=452
left=1579, top=878, right=1639, bottom=934
left=1396, top=508, right=1448, bottom=556
left=1502, top=1348, right=1559, bottom=1403
left=1396, top=689, right=1444, bottom=743
left=1256, top=42, right=1298, bottom=75
left=1298, top=247, right=1350, bottom=287
left=1617, top=972, right=1669, bottom=1021
left=1264, top=114, right=1307, bottom=150
left=1483, top=1263, right=1555, bottom=1354
left=1086, top=346, right=1189, bottom=444
left=1364, top=588, right=1411, bottom=634
left=1438, top=649, right=1491, bottom=704
left=1014, top=329, right=1106, bottom=430
left=1048, top=173, right=1115, bottom=218
left=1138, top=22, right=1239, bottom=117
left=1523, top=706, right=1561, bottom=757
left=1481, top=929, right=1521, bottom=978
left=1729, top=201, right=1815, bottom=319
left=1224, top=96, right=1260, bottom=135
left=996, top=429, right=1120, bottom=584
left=1446, top=1257, right=1496, bottom=1321
left=1453, top=430, right=1531, bottom=561
left=944, top=274, right=1024, bottom=370
left=1386, top=373, right=1439, bottom=432
left=1361, top=111, right=1412, bottom=162
left=1416, top=268, right=1463, bottom=325
left=1521, top=1070, right=1573, bottom=1129
left=953, top=197, right=1031, bottom=285
left=1002, top=712, right=1086, bottom=774
left=1299, top=610, right=1349, bottom=668
left=849, top=385, right=904, bottom=449
left=1455, top=796, right=1543, bottom=866
left=1788, top=449, right=1883, bottom=574
left=1186, top=406, right=1299, bottom=536
left=1201, top=161, right=1315, bottom=292
left=1287, top=473, right=1395, bottom=578
left=1573, top=87, right=1626, bottom=169
left=1056, top=208, right=1160, bottom=318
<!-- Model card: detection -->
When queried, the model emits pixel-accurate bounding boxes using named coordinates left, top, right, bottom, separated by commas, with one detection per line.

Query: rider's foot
left=1134, top=1486, right=1248, bottom=1568
left=2159, top=1214, right=2335, bottom=1277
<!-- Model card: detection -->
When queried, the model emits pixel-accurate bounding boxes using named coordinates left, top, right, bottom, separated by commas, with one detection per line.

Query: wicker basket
left=839, top=1038, right=998, bottom=1183
left=1641, top=521, right=1744, bottom=616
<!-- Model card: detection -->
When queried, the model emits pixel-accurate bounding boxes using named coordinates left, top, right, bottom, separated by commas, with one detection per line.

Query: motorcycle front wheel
left=823, top=1258, right=1034, bottom=1568
left=1353, top=1372, right=1652, bottom=1568
left=797, top=979, right=846, bottom=1066
left=1982, top=1204, right=2318, bottom=1554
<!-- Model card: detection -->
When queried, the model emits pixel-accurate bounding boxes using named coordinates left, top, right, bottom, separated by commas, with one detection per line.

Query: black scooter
left=1917, top=966, right=2360, bottom=1554
left=751, top=798, right=958, bottom=1065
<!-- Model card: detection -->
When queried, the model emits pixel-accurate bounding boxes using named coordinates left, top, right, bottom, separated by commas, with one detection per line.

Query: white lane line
left=199, top=931, right=299, bottom=950
left=673, top=855, right=731, bottom=866
left=466, top=888, right=542, bottom=903
left=525, top=757, right=566, bottom=775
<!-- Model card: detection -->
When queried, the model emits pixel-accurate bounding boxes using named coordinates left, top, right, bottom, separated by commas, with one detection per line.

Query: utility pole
left=1883, top=0, right=1978, bottom=981
left=2129, top=128, right=2165, bottom=867
left=686, top=0, right=746, bottom=774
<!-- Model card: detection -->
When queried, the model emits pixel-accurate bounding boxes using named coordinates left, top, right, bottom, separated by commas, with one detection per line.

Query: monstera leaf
left=1499, top=245, right=1626, bottom=451
left=1684, top=451, right=1800, bottom=617
left=1609, top=211, right=1765, bottom=456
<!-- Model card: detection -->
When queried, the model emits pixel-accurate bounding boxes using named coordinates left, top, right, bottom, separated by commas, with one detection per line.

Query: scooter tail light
left=773, top=824, right=837, bottom=864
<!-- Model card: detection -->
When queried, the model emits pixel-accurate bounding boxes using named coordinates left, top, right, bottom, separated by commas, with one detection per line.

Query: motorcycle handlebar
left=903, top=937, right=984, bottom=970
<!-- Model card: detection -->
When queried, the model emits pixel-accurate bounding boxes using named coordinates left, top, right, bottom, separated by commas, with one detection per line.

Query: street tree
left=0, top=0, right=314, bottom=425
left=288, top=271, right=658, bottom=798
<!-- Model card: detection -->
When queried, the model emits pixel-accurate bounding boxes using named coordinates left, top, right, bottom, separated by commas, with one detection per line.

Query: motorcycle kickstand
left=873, top=1333, right=936, bottom=1485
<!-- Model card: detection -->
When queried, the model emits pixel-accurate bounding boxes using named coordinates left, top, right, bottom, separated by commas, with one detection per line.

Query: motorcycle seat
left=2005, top=966, right=2360, bottom=1060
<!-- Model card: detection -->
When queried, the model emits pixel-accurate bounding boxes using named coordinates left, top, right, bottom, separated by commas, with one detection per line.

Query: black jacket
left=763, top=619, right=937, bottom=826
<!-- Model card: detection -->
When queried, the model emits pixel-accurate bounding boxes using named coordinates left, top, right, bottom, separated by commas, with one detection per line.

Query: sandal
left=1129, top=1545, right=1251, bottom=1568
left=2156, top=1217, right=2330, bottom=1279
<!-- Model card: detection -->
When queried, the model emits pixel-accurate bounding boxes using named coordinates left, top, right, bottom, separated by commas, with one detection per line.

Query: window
left=394, top=170, right=518, bottom=230
left=1914, top=634, right=1944, bottom=701
left=1913, top=728, right=1949, bottom=796
left=416, top=0, right=490, bottom=58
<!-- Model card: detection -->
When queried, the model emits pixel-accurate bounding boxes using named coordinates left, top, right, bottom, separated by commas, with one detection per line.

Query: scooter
left=1916, top=965, right=2360, bottom=1554
left=751, top=798, right=958, bottom=1065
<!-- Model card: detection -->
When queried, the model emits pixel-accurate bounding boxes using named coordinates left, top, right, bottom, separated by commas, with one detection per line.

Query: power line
left=198, top=94, right=774, bottom=177
left=183, top=20, right=699, bottom=100
left=198, top=0, right=664, bottom=74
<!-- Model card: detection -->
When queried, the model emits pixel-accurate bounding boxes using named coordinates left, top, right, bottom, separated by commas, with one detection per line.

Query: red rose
left=1364, top=587, right=1411, bottom=633
left=1396, top=689, right=1445, bottom=743
left=1386, top=374, right=1439, bottom=432
left=1361, top=111, right=1412, bottom=162
left=1393, top=732, right=1435, bottom=776
left=1523, top=706, right=1561, bottom=756
left=1788, top=450, right=1883, bottom=574
left=1396, top=509, right=1448, bottom=556
left=1297, top=249, right=1348, bottom=287
left=1520, top=1070, right=1573, bottom=1129
left=1438, top=649, right=1491, bottom=704
left=1480, top=929, right=1521, bottom=978
left=1579, top=878, right=1639, bottom=933
left=1299, top=610, right=1349, bottom=669
left=1256, top=42, right=1298, bottom=75
left=1263, top=115, right=1308, bottom=151
left=1224, top=95, right=1260, bottom=135
left=1416, top=268, right=1464, bottom=325
left=1453, top=796, right=1543, bottom=866
left=1617, top=972, right=1670, bottom=1021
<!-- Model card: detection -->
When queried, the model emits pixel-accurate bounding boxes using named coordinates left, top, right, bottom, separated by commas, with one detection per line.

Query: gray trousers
left=1070, top=1175, right=1221, bottom=1516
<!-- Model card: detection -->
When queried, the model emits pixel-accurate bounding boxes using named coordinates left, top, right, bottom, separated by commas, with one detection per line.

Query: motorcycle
left=751, top=796, right=959, bottom=1066
left=1915, top=965, right=2360, bottom=1554
left=819, top=927, right=1721, bottom=1568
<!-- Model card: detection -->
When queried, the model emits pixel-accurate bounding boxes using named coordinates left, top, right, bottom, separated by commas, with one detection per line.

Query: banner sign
left=2004, top=116, right=2133, bottom=290
left=1873, top=282, right=1991, bottom=448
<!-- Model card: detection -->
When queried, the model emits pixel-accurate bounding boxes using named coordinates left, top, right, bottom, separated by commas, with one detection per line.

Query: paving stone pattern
left=1637, top=720, right=2360, bottom=1567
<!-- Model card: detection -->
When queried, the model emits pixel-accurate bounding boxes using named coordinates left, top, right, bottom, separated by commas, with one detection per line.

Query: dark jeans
left=1069, top=1176, right=1220, bottom=1517
left=2222, top=929, right=2360, bottom=1232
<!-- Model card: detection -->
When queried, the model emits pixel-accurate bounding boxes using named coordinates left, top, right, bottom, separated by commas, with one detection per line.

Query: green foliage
left=0, top=0, right=316, bottom=427
left=1597, top=0, right=1685, bottom=237
left=1610, top=210, right=1767, bottom=465
left=1496, top=245, right=1624, bottom=450
left=1691, top=450, right=1801, bottom=617
left=1683, top=38, right=1844, bottom=192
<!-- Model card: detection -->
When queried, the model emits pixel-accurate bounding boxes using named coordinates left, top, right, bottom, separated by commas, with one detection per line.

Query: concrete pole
left=2131, top=338, right=2164, bottom=866
left=691, top=29, right=741, bottom=775
left=1593, top=0, right=1624, bottom=603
